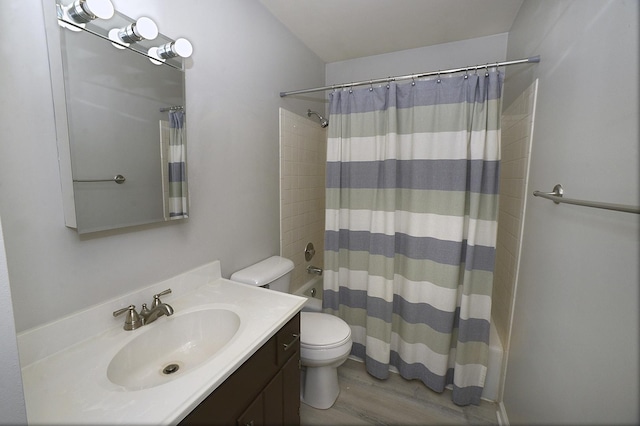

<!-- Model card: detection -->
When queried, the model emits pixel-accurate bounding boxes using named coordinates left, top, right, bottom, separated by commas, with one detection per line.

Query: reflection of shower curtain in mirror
left=165, top=110, right=188, bottom=219
left=323, top=72, right=502, bottom=406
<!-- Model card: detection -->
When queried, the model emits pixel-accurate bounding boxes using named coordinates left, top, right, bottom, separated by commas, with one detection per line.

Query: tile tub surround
left=493, top=80, right=538, bottom=350
left=18, top=261, right=306, bottom=425
left=279, top=108, right=327, bottom=293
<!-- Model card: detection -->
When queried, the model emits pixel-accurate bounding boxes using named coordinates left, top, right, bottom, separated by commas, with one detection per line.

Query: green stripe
left=455, top=340, right=489, bottom=366
left=326, top=188, right=499, bottom=221
left=328, top=100, right=501, bottom=139
left=390, top=314, right=454, bottom=355
left=324, top=251, right=493, bottom=297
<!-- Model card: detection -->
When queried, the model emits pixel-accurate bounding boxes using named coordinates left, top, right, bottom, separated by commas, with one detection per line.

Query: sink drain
left=162, top=363, right=180, bottom=375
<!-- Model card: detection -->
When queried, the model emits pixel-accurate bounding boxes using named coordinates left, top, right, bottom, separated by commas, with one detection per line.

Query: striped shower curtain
left=323, top=71, right=502, bottom=405
left=168, top=110, right=188, bottom=219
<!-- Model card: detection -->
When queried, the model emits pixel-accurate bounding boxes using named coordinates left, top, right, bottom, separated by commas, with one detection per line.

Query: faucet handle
left=140, top=303, right=151, bottom=316
left=151, top=288, right=172, bottom=308
left=113, top=305, right=143, bottom=331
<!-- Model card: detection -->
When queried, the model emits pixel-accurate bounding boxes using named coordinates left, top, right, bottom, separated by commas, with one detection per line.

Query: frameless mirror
left=44, top=0, right=189, bottom=234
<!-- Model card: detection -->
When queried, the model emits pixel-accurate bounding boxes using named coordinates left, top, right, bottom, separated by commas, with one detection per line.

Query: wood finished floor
left=300, top=359, right=498, bottom=426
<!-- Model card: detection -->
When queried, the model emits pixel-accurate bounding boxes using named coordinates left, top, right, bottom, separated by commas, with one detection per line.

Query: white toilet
left=230, top=256, right=352, bottom=409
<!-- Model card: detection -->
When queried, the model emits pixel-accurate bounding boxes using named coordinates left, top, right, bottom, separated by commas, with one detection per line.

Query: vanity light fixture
left=108, top=17, right=158, bottom=49
left=148, top=38, right=193, bottom=65
left=57, top=0, right=114, bottom=31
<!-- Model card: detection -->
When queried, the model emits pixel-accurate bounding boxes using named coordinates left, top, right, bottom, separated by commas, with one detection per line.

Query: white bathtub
left=294, top=275, right=503, bottom=402
left=295, top=275, right=323, bottom=312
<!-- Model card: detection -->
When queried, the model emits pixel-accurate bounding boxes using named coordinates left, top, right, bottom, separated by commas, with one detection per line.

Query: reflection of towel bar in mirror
left=73, top=174, right=126, bottom=184
left=160, top=106, right=184, bottom=112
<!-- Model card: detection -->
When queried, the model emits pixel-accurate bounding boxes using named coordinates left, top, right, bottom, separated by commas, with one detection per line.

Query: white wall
left=502, top=1, right=639, bottom=424
left=326, top=33, right=508, bottom=89
left=0, top=0, right=325, bottom=332
left=0, top=217, right=27, bottom=425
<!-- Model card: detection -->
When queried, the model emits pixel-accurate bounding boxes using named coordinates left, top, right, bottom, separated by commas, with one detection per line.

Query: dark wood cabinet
left=180, top=313, right=300, bottom=426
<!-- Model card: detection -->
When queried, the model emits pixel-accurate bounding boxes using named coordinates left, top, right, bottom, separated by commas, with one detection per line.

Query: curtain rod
left=280, top=55, right=540, bottom=97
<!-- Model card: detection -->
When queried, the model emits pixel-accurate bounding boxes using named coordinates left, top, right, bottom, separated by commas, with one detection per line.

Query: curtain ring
left=369, top=80, right=373, bottom=92
left=464, top=68, right=469, bottom=79
left=437, top=71, right=441, bottom=83
left=411, top=76, right=416, bottom=86
left=485, top=63, right=490, bottom=77
left=386, top=77, right=391, bottom=89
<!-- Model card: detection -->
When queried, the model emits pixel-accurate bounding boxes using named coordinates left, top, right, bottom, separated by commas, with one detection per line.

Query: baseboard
left=496, top=401, right=510, bottom=426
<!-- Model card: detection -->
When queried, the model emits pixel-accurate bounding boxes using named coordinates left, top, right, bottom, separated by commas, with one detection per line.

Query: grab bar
left=533, top=184, right=640, bottom=214
left=73, top=174, right=126, bottom=184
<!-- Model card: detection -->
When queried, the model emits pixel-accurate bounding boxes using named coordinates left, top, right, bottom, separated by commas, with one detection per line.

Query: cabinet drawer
left=276, top=315, right=300, bottom=366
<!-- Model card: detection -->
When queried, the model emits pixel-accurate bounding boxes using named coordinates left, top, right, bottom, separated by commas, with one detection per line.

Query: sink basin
left=107, top=308, right=241, bottom=390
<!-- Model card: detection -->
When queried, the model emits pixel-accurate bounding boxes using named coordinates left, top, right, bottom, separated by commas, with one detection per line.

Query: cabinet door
left=237, top=395, right=264, bottom=426
left=281, top=353, right=301, bottom=426
left=263, top=370, right=284, bottom=425
left=263, top=353, right=300, bottom=426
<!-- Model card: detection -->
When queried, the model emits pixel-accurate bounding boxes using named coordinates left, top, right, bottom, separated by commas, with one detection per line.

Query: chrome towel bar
left=73, top=174, right=126, bottom=184
left=533, top=184, right=640, bottom=214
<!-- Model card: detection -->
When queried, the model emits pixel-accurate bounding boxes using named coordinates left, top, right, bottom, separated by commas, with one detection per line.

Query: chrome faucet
left=113, top=288, right=174, bottom=330
left=306, top=265, right=323, bottom=276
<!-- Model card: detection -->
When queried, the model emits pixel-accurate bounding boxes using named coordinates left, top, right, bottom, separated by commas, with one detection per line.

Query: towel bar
left=73, top=174, right=126, bottom=184
left=533, top=184, right=640, bottom=214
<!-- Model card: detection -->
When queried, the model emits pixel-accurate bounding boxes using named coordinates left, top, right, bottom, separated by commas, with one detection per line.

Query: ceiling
left=259, top=0, right=523, bottom=63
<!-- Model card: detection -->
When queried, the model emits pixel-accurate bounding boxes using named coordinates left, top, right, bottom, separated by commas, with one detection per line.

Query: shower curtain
left=168, top=110, right=188, bottom=219
left=323, top=71, right=502, bottom=405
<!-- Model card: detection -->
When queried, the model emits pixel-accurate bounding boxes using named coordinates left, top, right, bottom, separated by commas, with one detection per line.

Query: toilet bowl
left=299, top=312, right=352, bottom=408
left=230, top=256, right=353, bottom=409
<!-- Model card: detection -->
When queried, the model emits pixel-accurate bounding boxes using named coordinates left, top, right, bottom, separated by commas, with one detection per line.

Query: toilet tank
left=230, top=256, right=294, bottom=293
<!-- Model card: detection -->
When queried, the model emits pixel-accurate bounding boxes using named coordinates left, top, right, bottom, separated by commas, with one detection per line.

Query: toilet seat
left=300, top=312, right=351, bottom=349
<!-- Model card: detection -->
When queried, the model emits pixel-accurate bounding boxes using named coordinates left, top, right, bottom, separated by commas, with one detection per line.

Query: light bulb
left=118, top=17, right=158, bottom=43
left=148, top=38, right=192, bottom=65
left=157, top=38, right=193, bottom=59
left=109, top=17, right=158, bottom=49
left=67, top=0, right=114, bottom=23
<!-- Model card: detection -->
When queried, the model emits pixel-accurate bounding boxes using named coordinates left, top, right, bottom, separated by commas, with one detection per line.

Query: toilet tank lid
left=230, top=256, right=294, bottom=287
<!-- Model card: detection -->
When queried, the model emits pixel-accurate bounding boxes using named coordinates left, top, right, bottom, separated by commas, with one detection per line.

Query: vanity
left=17, top=261, right=306, bottom=424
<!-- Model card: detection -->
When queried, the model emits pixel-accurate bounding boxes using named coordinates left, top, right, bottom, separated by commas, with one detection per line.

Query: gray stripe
left=326, top=159, right=500, bottom=194
left=168, top=162, right=186, bottom=182
left=325, top=230, right=496, bottom=271
left=457, top=317, right=490, bottom=344
left=329, top=72, right=503, bottom=115
left=450, top=382, right=483, bottom=406
left=324, top=287, right=368, bottom=311
left=325, top=288, right=489, bottom=343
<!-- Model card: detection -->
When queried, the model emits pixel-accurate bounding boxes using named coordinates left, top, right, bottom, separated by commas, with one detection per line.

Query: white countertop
left=18, top=261, right=306, bottom=425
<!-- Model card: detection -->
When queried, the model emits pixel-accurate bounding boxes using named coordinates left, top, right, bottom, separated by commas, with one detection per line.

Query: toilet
left=230, top=256, right=352, bottom=409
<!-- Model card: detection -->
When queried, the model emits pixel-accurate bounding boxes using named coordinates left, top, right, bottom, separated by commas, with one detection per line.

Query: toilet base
left=301, top=365, right=340, bottom=409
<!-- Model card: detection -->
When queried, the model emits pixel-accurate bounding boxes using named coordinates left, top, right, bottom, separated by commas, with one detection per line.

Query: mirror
left=44, top=1, right=189, bottom=234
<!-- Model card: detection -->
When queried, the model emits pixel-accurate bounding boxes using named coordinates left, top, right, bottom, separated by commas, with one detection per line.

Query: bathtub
left=295, top=275, right=323, bottom=312
left=294, top=275, right=504, bottom=402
